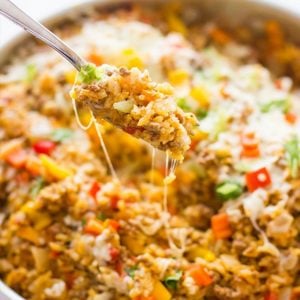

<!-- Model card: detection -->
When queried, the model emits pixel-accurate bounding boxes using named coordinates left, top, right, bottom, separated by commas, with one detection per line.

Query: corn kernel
left=166, top=12, right=187, bottom=36
left=65, top=70, right=77, bottom=84
left=188, top=247, right=216, bottom=262
left=168, top=69, right=189, bottom=86
left=121, top=48, right=144, bottom=69
left=190, top=86, right=210, bottom=108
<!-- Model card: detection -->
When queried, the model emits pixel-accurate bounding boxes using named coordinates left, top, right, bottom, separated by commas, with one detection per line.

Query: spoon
left=0, top=0, right=86, bottom=71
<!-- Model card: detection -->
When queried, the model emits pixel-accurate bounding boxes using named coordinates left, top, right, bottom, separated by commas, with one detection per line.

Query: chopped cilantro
left=195, top=108, right=208, bottom=120
left=163, top=271, right=182, bottom=290
left=50, top=128, right=73, bottom=142
left=78, top=63, right=102, bottom=84
left=30, top=177, right=45, bottom=198
left=260, top=99, right=290, bottom=113
left=216, top=181, right=243, bottom=201
left=125, top=265, right=138, bottom=278
left=177, top=98, right=191, bottom=112
left=285, top=136, right=300, bottom=178
left=97, top=212, right=107, bottom=221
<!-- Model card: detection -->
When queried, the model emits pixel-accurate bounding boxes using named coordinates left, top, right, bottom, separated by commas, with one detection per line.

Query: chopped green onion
left=285, top=136, right=300, bottom=178
left=260, top=99, right=290, bottom=113
left=50, top=128, right=73, bottom=142
left=125, top=265, right=138, bottom=278
left=25, top=64, right=37, bottom=83
left=30, top=177, right=45, bottom=198
left=195, top=108, right=208, bottom=120
left=78, top=63, right=102, bottom=84
left=177, top=98, right=191, bottom=112
left=82, top=219, right=87, bottom=226
left=216, top=181, right=243, bottom=200
left=163, top=271, right=182, bottom=290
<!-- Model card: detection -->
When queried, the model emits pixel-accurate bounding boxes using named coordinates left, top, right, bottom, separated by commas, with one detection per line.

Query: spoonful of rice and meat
left=71, top=64, right=197, bottom=161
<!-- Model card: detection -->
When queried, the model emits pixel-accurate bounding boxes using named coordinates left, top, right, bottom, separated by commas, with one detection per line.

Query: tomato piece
left=246, top=167, right=271, bottom=192
left=89, top=181, right=101, bottom=199
left=106, top=219, right=120, bottom=231
left=110, top=195, right=120, bottom=210
left=33, top=140, right=56, bottom=155
left=264, top=291, right=278, bottom=300
left=123, top=126, right=138, bottom=135
left=109, top=247, right=120, bottom=261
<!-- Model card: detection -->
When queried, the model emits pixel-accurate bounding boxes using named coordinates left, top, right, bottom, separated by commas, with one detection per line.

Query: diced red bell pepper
left=285, top=112, right=297, bottom=124
left=106, top=219, right=120, bottom=231
left=264, top=291, right=278, bottom=300
left=110, top=195, right=120, bottom=210
left=109, top=247, right=120, bottom=261
left=6, top=149, right=27, bottom=168
left=246, top=167, right=271, bottom=192
left=33, top=140, right=56, bottom=155
left=89, top=181, right=101, bottom=199
left=123, top=127, right=138, bottom=135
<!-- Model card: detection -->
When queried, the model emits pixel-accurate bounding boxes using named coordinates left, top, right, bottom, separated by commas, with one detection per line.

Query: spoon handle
left=0, top=0, right=85, bottom=70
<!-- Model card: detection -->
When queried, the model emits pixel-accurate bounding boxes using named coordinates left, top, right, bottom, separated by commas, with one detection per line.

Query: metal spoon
left=0, top=0, right=86, bottom=71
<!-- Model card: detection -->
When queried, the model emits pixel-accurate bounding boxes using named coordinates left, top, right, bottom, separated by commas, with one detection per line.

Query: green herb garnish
left=125, top=265, right=138, bottom=278
left=50, top=128, right=73, bottom=142
left=285, top=136, right=300, bottom=178
left=260, top=99, right=290, bottom=113
left=97, top=212, right=107, bottom=221
left=78, top=63, right=102, bottom=84
left=25, top=64, right=37, bottom=83
left=163, top=271, right=182, bottom=290
left=216, top=181, right=243, bottom=200
left=30, top=177, right=45, bottom=198
left=177, top=98, right=191, bottom=112
left=195, top=108, right=208, bottom=120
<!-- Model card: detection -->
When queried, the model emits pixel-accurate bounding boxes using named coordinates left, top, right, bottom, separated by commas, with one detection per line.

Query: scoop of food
left=71, top=64, right=196, bottom=161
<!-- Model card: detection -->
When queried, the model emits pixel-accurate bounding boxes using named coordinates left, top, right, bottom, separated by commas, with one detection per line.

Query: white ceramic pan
left=0, top=0, right=299, bottom=299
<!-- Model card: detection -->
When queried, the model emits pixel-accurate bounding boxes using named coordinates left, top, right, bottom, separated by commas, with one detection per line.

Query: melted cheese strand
left=151, top=147, right=156, bottom=184
left=163, top=153, right=185, bottom=256
left=94, top=118, right=118, bottom=180
left=72, top=98, right=94, bottom=130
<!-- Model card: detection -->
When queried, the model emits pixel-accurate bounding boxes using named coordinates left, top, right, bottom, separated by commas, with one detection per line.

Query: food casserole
left=1, top=1, right=300, bottom=299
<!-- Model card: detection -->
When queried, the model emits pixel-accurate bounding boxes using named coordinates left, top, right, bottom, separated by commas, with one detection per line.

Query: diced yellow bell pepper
left=121, top=48, right=144, bottom=69
left=190, top=86, right=210, bottom=108
left=40, top=154, right=72, bottom=180
left=215, top=148, right=231, bottom=158
left=65, top=70, right=77, bottom=84
left=166, top=12, right=187, bottom=36
left=33, top=213, right=52, bottom=230
left=188, top=247, right=216, bottom=262
left=151, top=281, right=171, bottom=300
left=168, top=69, right=189, bottom=86
left=122, top=235, right=146, bottom=255
left=17, top=227, right=40, bottom=245
left=193, top=129, right=209, bottom=141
